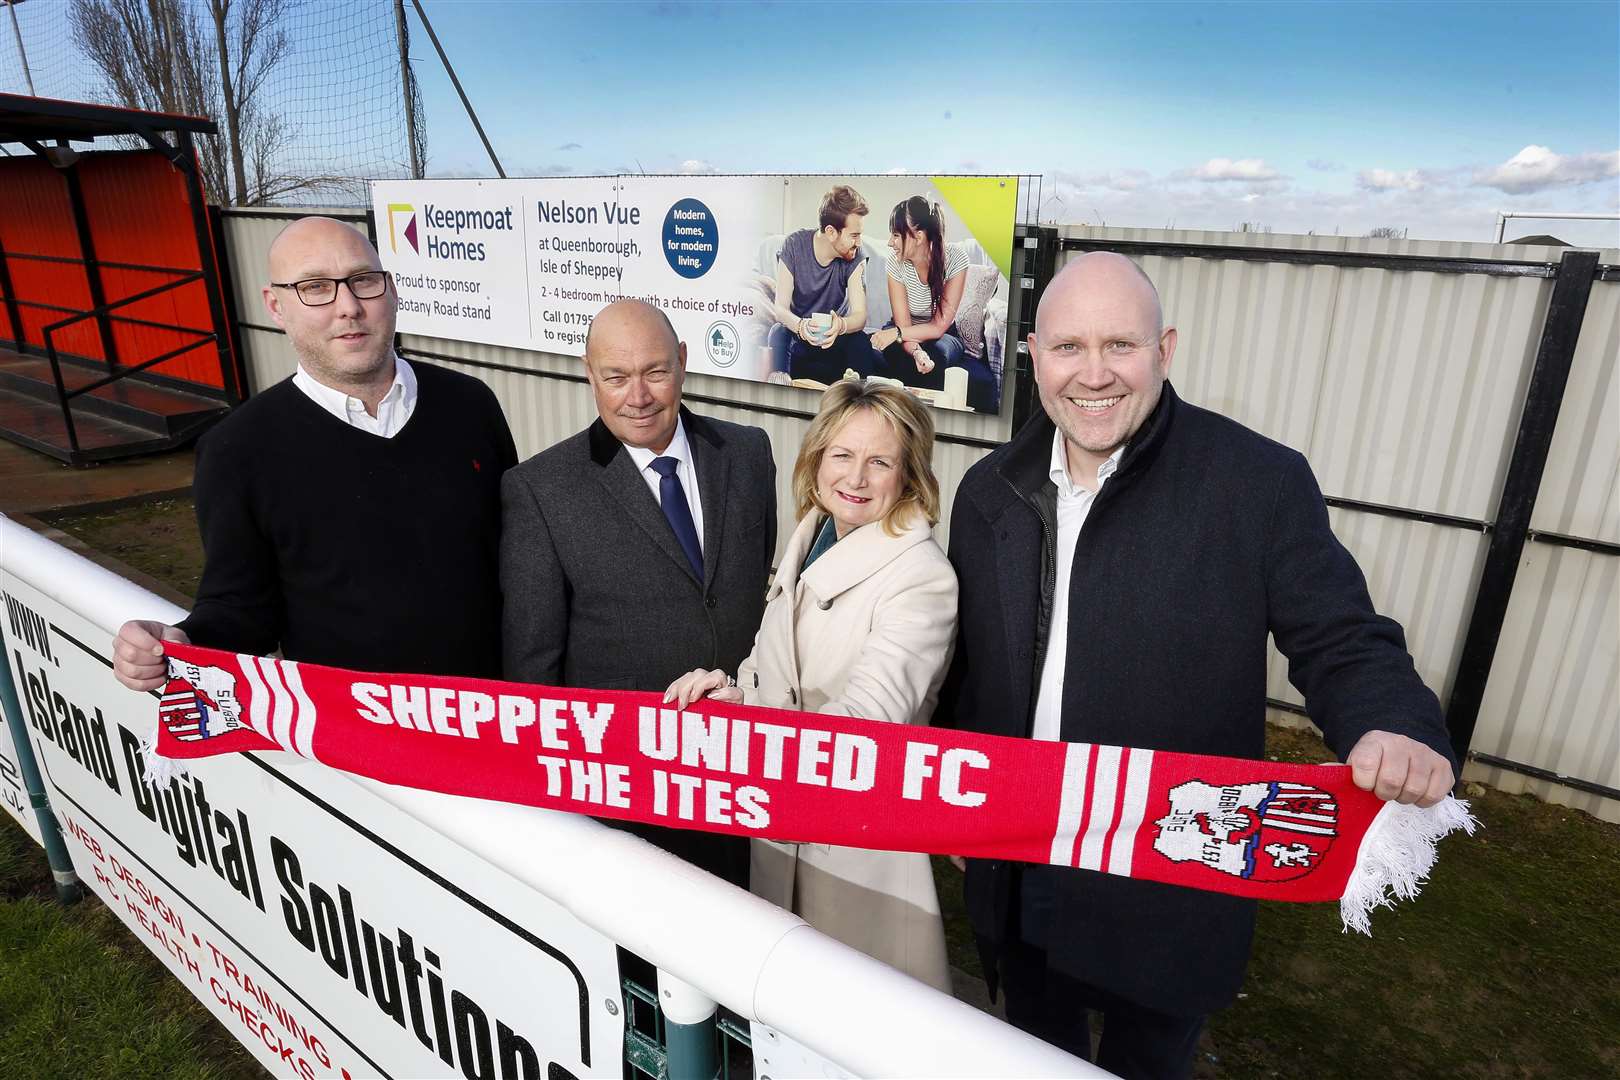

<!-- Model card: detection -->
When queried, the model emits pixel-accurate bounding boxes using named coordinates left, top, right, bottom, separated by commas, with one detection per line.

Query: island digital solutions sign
left=372, top=175, right=1020, bottom=413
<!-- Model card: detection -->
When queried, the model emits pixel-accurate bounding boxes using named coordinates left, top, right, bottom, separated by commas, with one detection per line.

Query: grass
left=930, top=767, right=1620, bottom=1080
left=39, top=497, right=205, bottom=599
left=21, top=496, right=1620, bottom=1079
left=925, top=727, right=1620, bottom=1079
left=0, top=815, right=264, bottom=1079
left=1205, top=726, right=1620, bottom=1079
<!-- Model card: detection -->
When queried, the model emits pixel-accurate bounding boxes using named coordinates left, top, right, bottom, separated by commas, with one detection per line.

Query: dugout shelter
left=0, top=93, right=240, bottom=464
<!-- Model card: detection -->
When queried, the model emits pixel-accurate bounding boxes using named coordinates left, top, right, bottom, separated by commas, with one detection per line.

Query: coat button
left=705, top=596, right=717, bottom=608
left=816, top=599, right=832, bottom=610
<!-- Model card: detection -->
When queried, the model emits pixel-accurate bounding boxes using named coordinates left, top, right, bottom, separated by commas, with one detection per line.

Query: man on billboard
left=937, top=252, right=1456, bottom=1079
left=112, top=216, right=517, bottom=689
left=499, top=298, right=776, bottom=886
left=767, top=184, right=879, bottom=384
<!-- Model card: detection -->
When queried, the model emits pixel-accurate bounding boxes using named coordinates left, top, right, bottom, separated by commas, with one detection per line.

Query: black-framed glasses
left=270, top=270, right=391, bottom=307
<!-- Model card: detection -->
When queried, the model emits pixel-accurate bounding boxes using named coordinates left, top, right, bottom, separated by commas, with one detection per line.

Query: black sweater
left=178, top=362, right=517, bottom=678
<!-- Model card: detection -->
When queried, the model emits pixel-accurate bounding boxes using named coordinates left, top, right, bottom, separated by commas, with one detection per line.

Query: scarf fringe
left=140, top=722, right=190, bottom=789
left=1340, top=795, right=1478, bottom=935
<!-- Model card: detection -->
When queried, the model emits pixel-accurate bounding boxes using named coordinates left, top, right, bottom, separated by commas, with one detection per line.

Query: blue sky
left=5, top=0, right=1615, bottom=244
left=405, top=0, right=1619, bottom=245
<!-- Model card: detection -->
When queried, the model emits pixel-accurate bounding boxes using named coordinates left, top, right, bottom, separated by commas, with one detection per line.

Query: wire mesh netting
left=1, top=0, right=88, bottom=100
left=0, top=0, right=423, bottom=205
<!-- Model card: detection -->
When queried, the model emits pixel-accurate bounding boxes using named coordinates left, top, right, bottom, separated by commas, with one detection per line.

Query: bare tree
left=69, top=0, right=300, bottom=205
left=69, top=0, right=221, bottom=191
left=1367, top=226, right=1407, bottom=239
left=208, top=0, right=292, bottom=204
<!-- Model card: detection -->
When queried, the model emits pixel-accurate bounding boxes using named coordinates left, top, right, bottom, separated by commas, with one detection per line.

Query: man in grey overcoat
left=500, top=299, right=777, bottom=885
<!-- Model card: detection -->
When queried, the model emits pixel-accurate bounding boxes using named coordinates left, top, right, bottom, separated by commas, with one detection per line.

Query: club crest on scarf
left=159, top=659, right=248, bottom=743
left=1152, top=780, right=1338, bottom=882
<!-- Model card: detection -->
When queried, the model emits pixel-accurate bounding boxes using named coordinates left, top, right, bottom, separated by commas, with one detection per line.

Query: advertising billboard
left=373, top=174, right=1019, bottom=413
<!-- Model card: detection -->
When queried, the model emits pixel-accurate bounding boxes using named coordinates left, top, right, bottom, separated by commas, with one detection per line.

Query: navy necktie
left=650, top=456, right=703, bottom=580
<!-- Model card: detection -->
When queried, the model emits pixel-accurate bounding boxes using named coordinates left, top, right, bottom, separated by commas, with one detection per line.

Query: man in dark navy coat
left=937, top=252, right=1456, bottom=1079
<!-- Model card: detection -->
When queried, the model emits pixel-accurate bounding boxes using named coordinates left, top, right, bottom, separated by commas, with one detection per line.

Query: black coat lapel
left=988, top=413, right=1059, bottom=736
left=989, top=499, right=1043, bottom=735
left=589, top=418, right=702, bottom=585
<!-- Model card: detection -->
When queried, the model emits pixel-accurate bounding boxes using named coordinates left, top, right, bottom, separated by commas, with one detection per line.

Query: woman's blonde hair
left=792, top=379, right=940, bottom=535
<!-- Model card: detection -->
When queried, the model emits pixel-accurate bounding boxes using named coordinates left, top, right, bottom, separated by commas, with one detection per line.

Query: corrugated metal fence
left=216, top=208, right=1619, bottom=821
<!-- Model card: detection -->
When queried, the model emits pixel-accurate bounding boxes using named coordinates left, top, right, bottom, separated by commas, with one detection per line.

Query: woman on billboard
left=867, top=196, right=972, bottom=395
left=662, top=380, right=956, bottom=993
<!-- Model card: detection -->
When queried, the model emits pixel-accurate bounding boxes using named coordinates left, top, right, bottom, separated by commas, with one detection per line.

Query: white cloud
left=1040, top=158, right=1619, bottom=244
left=884, top=166, right=909, bottom=175
left=1474, top=145, right=1620, bottom=194
left=1191, top=157, right=1281, bottom=183
left=677, top=158, right=717, bottom=175
left=1054, top=168, right=1152, bottom=192
left=1047, top=175, right=1454, bottom=241
left=1358, top=168, right=1427, bottom=192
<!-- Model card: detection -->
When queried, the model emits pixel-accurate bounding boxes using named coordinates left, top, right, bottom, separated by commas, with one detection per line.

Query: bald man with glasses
left=113, top=216, right=517, bottom=688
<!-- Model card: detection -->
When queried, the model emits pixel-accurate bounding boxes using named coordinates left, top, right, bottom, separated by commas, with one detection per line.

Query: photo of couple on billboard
left=752, top=179, right=1012, bottom=413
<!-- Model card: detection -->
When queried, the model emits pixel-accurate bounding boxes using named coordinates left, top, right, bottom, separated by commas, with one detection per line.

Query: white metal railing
left=1493, top=210, right=1620, bottom=243
left=0, top=513, right=1104, bottom=1078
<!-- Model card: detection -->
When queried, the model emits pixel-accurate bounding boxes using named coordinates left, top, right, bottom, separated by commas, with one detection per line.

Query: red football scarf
left=151, top=642, right=1474, bottom=933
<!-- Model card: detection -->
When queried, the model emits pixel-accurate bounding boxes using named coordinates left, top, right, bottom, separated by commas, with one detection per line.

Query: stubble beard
left=1057, top=420, right=1127, bottom=473
left=1042, top=388, right=1140, bottom=471
left=295, top=331, right=393, bottom=389
left=1058, top=382, right=1165, bottom=465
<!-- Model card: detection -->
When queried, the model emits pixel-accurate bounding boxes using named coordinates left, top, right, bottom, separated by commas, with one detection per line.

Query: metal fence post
left=207, top=203, right=250, bottom=404
left=657, top=970, right=719, bottom=1080
left=56, top=158, right=122, bottom=372
left=1009, top=225, right=1059, bottom=435
left=0, top=230, right=26, bottom=351
left=1444, top=248, right=1601, bottom=764
left=176, top=129, right=239, bottom=406
left=0, top=621, right=83, bottom=903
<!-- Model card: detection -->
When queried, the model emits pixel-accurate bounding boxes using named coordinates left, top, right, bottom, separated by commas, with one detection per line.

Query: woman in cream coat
left=665, top=379, right=958, bottom=993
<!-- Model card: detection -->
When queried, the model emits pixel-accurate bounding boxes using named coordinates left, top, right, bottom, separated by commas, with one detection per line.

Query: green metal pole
left=0, top=622, right=82, bottom=903
left=664, top=1015, right=718, bottom=1080
left=658, top=971, right=719, bottom=1080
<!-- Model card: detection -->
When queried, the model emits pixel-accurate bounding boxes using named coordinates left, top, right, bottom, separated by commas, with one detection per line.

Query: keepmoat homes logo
left=387, top=203, right=418, bottom=254
left=388, top=202, right=514, bottom=262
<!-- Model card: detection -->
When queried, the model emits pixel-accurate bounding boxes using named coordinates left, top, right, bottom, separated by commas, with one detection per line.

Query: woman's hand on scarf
left=662, top=667, right=742, bottom=709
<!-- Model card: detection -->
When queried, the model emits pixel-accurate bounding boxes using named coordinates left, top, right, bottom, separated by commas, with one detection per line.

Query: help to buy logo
left=387, top=203, right=419, bottom=254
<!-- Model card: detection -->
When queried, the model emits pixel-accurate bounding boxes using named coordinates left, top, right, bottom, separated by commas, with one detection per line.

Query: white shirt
left=291, top=355, right=417, bottom=438
left=622, top=416, right=705, bottom=554
left=1030, top=432, right=1122, bottom=742
left=887, top=244, right=970, bottom=320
